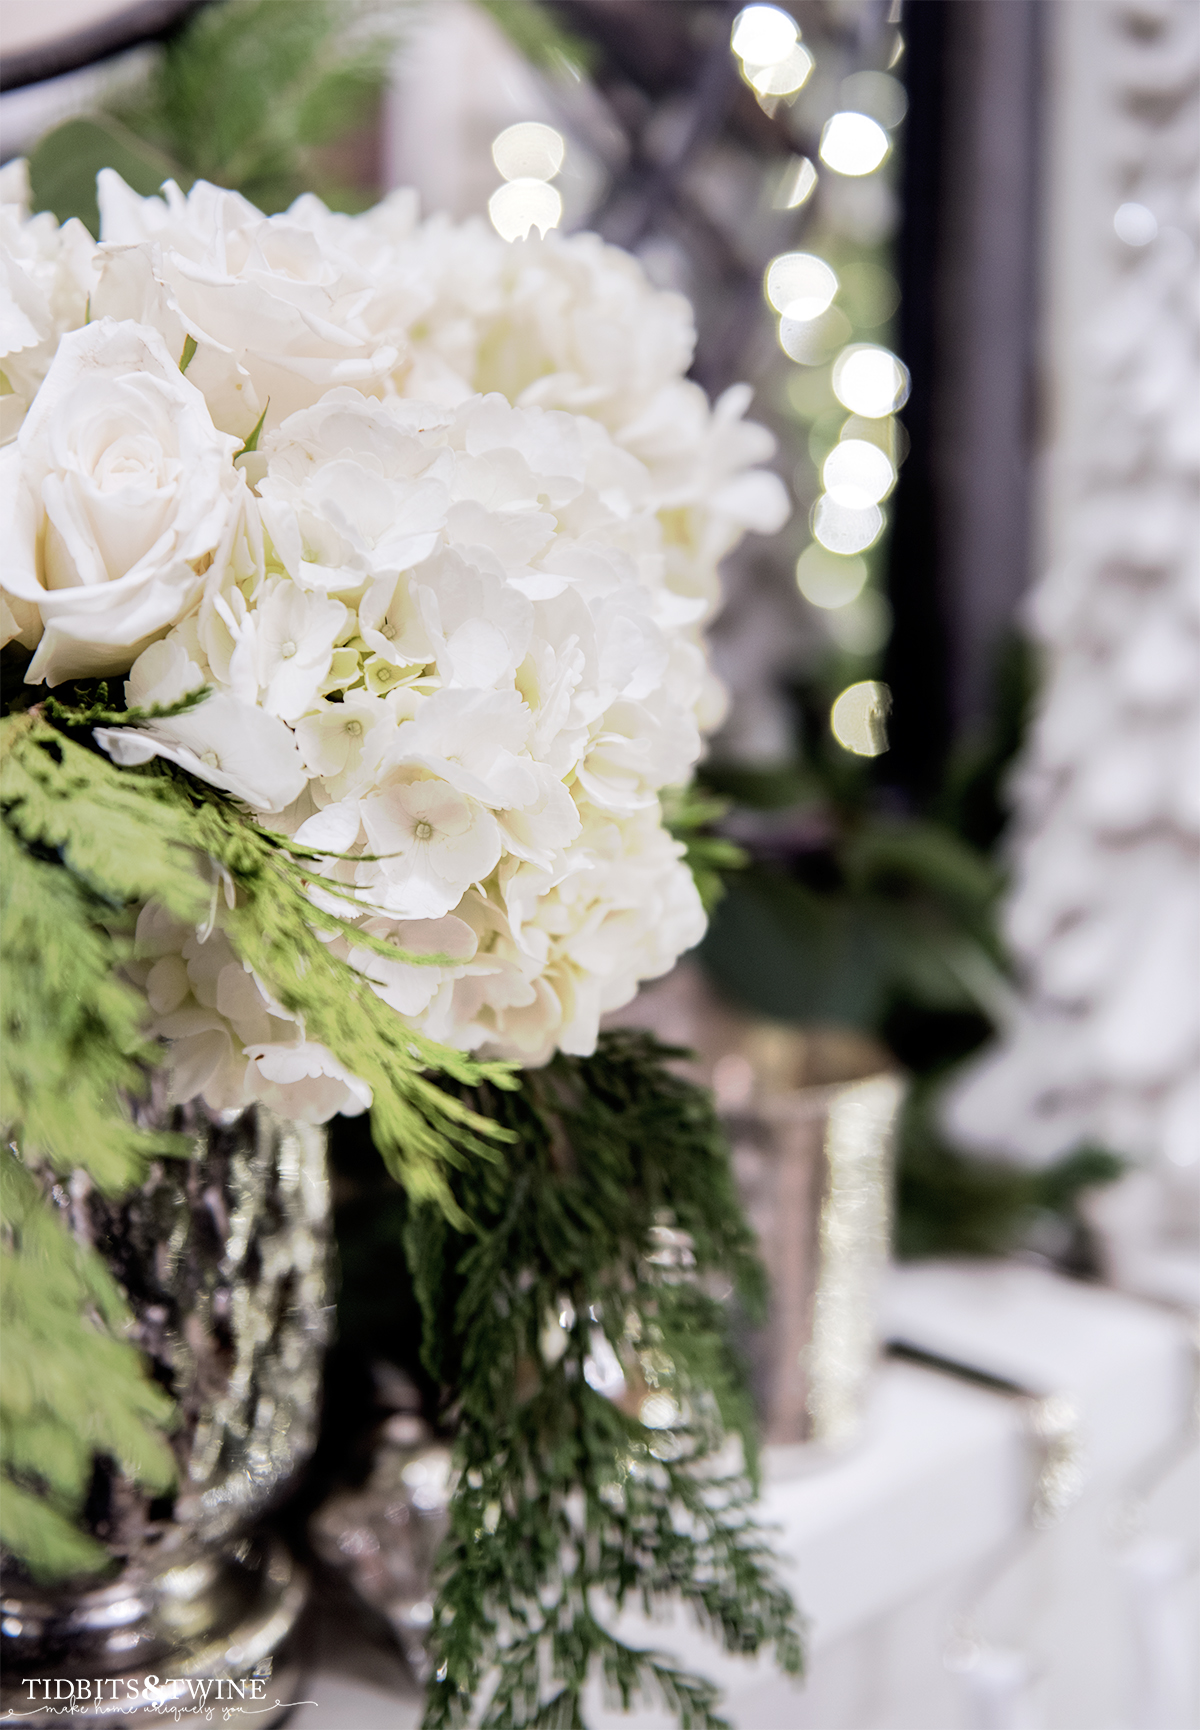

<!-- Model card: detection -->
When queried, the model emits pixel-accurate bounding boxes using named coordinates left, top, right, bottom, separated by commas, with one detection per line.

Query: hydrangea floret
left=1, top=164, right=788, bottom=1118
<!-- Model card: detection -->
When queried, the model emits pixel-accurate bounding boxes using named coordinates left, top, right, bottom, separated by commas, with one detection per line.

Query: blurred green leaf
left=113, top=0, right=394, bottom=214
left=27, top=116, right=187, bottom=236
left=842, top=818, right=1003, bottom=922
left=699, top=760, right=822, bottom=811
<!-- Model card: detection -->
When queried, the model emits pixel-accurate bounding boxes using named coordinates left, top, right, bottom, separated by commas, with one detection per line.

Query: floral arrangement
left=0, top=153, right=798, bottom=1727
left=2, top=159, right=786, bottom=1110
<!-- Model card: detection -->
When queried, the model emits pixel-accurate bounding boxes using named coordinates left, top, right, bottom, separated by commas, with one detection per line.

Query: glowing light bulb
left=488, top=179, right=562, bottom=242
left=492, top=122, right=565, bottom=183
left=765, top=252, right=838, bottom=321
left=839, top=70, right=908, bottom=128
left=827, top=592, right=892, bottom=655
left=731, top=4, right=798, bottom=64
left=830, top=680, right=891, bottom=756
left=819, top=112, right=890, bottom=176
left=831, top=345, right=910, bottom=417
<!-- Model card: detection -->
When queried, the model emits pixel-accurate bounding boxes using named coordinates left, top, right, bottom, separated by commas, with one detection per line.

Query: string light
left=819, top=112, right=890, bottom=176
left=488, top=121, right=565, bottom=241
left=830, top=680, right=891, bottom=756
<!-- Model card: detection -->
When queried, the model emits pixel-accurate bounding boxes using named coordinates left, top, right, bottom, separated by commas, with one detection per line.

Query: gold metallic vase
left=0, top=1102, right=331, bottom=1727
left=727, top=1043, right=904, bottom=1451
left=612, top=963, right=905, bottom=1457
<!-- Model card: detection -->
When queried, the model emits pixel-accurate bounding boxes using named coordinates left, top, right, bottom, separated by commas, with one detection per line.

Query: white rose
left=94, top=173, right=402, bottom=438
left=1, top=160, right=96, bottom=446
left=0, top=318, right=243, bottom=683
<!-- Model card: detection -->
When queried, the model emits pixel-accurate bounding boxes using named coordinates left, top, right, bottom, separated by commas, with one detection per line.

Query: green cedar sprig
left=406, top=1031, right=802, bottom=1730
left=0, top=703, right=513, bottom=1582
left=0, top=711, right=518, bottom=1216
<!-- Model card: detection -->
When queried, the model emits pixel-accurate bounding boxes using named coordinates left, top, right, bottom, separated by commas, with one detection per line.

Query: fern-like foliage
left=403, top=1031, right=803, bottom=1730
left=0, top=701, right=515, bottom=1580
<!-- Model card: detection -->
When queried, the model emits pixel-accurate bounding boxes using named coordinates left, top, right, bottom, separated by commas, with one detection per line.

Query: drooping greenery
left=0, top=684, right=517, bottom=1579
left=1, top=703, right=518, bottom=1215
left=2, top=668, right=802, bottom=1716
left=395, top=1030, right=801, bottom=1730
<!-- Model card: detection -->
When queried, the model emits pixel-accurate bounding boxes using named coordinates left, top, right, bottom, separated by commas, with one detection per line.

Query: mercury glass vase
left=610, top=961, right=904, bottom=1458
left=722, top=1029, right=904, bottom=1453
left=0, top=1099, right=331, bottom=1727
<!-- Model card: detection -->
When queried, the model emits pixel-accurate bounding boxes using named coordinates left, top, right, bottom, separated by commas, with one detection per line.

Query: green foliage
left=894, top=1080, right=1125, bottom=1261
left=26, top=116, right=188, bottom=238
left=1, top=709, right=517, bottom=1214
left=661, top=785, right=747, bottom=916
left=701, top=806, right=1005, bottom=1033
left=400, top=1031, right=801, bottom=1730
left=113, top=0, right=397, bottom=215
left=0, top=698, right=518, bottom=1580
left=26, top=0, right=400, bottom=235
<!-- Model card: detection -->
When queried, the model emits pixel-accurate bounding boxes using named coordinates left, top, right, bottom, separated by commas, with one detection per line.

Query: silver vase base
left=0, top=1535, right=308, bottom=1729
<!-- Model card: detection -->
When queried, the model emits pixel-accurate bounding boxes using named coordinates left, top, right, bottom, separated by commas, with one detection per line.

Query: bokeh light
left=813, top=493, right=884, bottom=554
left=780, top=307, right=851, bottom=365
left=819, top=112, right=891, bottom=176
left=795, top=545, right=868, bottom=609
left=488, top=179, right=563, bottom=242
left=747, top=42, right=813, bottom=95
left=838, top=261, right=900, bottom=327
left=775, top=156, right=818, bottom=209
left=826, top=591, right=893, bottom=655
left=766, top=252, right=838, bottom=320
left=1113, top=202, right=1157, bottom=246
left=823, top=438, right=896, bottom=505
left=492, top=122, right=565, bottom=183
left=832, top=344, right=910, bottom=416
left=731, top=5, right=798, bottom=64
left=830, top=680, right=891, bottom=756
left=839, top=70, right=908, bottom=128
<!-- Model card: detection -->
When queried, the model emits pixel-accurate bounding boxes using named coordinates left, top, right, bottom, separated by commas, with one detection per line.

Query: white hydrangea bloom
left=111, top=385, right=705, bottom=1092
left=94, top=174, right=789, bottom=626
left=6, top=168, right=783, bottom=1115
left=127, top=905, right=372, bottom=1123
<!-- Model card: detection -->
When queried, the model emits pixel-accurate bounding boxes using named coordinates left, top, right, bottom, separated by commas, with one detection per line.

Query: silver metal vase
left=610, top=961, right=905, bottom=1459
left=0, top=1100, right=332, bottom=1727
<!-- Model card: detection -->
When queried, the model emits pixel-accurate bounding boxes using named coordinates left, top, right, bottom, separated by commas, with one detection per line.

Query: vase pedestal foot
left=0, top=1533, right=309, bottom=1728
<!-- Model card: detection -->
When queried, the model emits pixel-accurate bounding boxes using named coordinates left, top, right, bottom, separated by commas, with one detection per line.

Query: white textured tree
left=946, top=1, right=1199, bottom=1210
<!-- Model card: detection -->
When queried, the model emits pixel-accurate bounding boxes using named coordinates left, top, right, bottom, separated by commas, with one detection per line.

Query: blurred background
left=2, top=2, right=1197, bottom=1727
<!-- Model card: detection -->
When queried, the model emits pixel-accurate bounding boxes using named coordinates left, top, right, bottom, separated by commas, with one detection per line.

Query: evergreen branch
left=40, top=686, right=214, bottom=729
left=0, top=714, right=517, bottom=1216
left=394, top=1033, right=802, bottom=1730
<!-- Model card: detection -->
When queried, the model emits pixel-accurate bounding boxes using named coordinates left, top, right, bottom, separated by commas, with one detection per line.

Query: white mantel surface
left=292, top=1261, right=1198, bottom=1730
